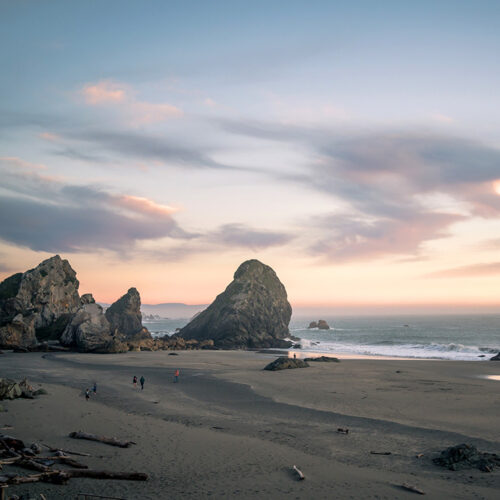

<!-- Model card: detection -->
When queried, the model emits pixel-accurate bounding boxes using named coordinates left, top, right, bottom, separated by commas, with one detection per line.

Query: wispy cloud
left=425, top=262, right=500, bottom=278
left=207, top=223, right=294, bottom=250
left=0, top=158, right=192, bottom=253
left=220, top=119, right=500, bottom=260
left=80, top=80, right=183, bottom=125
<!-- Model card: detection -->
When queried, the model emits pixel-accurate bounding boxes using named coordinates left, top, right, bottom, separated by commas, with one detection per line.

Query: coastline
left=1, top=350, right=499, bottom=499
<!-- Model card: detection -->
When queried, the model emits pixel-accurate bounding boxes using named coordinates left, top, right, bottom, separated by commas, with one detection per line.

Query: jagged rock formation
left=0, top=256, right=80, bottom=347
left=177, top=259, right=292, bottom=348
left=60, top=294, right=114, bottom=352
left=264, top=357, right=309, bottom=371
left=105, top=287, right=151, bottom=341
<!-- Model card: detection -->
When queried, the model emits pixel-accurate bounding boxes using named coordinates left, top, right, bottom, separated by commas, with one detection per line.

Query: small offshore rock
left=307, top=321, right=318, bottom=329
left=304, top=356, right=340, bottom=362
left=307, top=319, right=330, bottom=330
left=490, top=352, right=500, bottom=361
left=264, top=357, right=309, bottom=371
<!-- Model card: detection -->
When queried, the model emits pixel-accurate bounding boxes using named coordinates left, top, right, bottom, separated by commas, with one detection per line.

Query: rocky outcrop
left=177, top=260, right=292, bottom=348
left=490, top=352, right=500, bottom=361
left=433, top=444, right=500, bottom=472
left=0, top=256, right=81, bottom=347
left=60, top=294, right=114, bottom=352
left=304, top=356, right=340, bottom=362
left=308, top=320, right=330, bottom=330
left=264, top=357, right=309, bottom=371
left=105, top=288, right=151, bottom=341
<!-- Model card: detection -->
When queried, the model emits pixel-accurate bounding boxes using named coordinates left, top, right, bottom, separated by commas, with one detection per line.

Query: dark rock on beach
left=304, top=356, right=340, bottom=362
left=0, top=255, right=80, bottom=347
left=490, top=352, right=500, bottom=361
left=177, top=259, right=292, bottom=348
left=264, top=357, right=310, bottom=371
left=433, top=444, right=500, bottom=472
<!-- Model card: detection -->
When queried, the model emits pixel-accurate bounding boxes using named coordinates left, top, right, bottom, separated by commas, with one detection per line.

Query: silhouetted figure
left=133, top=375, right=137, bottom=388
left=92, top=382, right=97, bottom=393
left=140, top=376, right=145, bottom=390
left=85, top=388, right=90, bottom=401
left=174, top=369, right=180, bottom=383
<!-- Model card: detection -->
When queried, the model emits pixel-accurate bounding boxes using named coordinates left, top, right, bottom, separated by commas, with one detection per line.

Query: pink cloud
left=39, top=132, right=61, bottom=142
left=82, top=81, right=127, bottom=105
left=114, top=195, right=178, bottom=217
left=79, top=80, right=182, bottom=125
left=425, top=262, right=500, bottom=278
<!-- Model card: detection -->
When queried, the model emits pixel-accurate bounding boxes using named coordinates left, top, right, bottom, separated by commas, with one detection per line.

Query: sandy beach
left=1, top=350, right=499, bottom=499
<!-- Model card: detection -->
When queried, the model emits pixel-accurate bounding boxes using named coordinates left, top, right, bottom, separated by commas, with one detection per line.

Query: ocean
left=143, top=314, right=500, bottom=361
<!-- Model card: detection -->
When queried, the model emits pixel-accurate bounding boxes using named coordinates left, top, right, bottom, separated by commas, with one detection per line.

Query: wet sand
left=1, top=350, right=499, bottom=499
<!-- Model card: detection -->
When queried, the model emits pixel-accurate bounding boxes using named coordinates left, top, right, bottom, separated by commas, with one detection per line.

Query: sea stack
left=177, top=259, right=292, bottom=348
left=105, top=287, right=151, bottom=341
left=0, top=255, right=81, bottom=347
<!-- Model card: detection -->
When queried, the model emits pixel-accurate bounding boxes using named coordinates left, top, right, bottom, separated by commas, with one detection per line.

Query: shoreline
left=1, top=350, right=499, bottom=499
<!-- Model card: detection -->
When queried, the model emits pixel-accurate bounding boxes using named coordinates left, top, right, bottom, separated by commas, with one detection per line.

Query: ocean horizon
left=143, top=313, right=500, bottom=361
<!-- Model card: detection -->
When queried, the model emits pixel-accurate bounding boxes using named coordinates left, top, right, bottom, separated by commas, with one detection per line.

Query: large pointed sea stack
left=177, top=259, right=292, bottom=348
left=0, top=255, right=80, bottom=347
left=105, top=287, right=151, bottom=341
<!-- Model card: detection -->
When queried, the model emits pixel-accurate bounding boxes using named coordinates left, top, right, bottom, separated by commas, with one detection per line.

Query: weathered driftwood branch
left=370, top=451, right=392, bottom=455
left=0, top=469, right=148, bottom=486
left=400, top=483, right=425, bottom=495
left=42, top=443, right=91, bottom=457
left=69, top=432, right=135, bottom=448
left=293, top=465, right=305, bottom=480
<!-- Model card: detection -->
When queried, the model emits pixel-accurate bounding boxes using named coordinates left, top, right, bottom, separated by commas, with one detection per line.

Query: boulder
left=177, top=259, right=292, bottom=348
left=490, top=352, right=500, bottom=361
left=105, top=288, right=151, bottom=341
left=0, top=255, right=80, bottom=347
left=0, top=379, right=22, bottom=400
left=433, top=444, right=500, bottom=472
left=307, top=321, right=318, bottom=329
left=264, top=357, right=309, bottom=371
left=60, top=295, right=113, bottom=351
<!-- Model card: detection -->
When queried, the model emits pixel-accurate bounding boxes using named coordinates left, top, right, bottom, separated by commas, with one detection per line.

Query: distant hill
left=141, top=303, right=208, bottom=319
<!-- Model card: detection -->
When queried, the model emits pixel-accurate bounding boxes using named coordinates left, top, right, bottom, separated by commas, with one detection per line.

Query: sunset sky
left=1, top=1, right=500, bottom=313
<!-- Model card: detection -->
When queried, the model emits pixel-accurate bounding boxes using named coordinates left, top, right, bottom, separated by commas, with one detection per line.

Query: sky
left=1, top=0, right=500, bottom=314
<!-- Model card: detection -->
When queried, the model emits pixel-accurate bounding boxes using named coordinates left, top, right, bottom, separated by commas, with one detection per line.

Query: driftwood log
left=0, top=469, right=148, bottom=486
left=69, top=432, right=135, bottom=448
left=400, top=483, right=425, bottom=495
left=42, top=443, right=91, bottom=457
left=293, top=465, right=305, bottom=480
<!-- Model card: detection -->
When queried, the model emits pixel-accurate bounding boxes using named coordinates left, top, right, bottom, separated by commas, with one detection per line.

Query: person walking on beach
left=85, top=388, right=90, bottom=401
left=133, top=375, right=137, bottom=388
left=174, top=369, right=180, bottom=383
left=92, top=382, right=97, bottom=394
left=140, top=376, right=145, bottom=390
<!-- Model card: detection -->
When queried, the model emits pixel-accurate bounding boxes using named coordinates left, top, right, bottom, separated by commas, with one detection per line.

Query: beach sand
left=1, top=350, right=499, bottom=499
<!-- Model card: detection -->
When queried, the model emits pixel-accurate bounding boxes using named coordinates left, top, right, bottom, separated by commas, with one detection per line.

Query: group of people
left=84, top=369, right=181, bottom=400
left=84, top=382, right=97, bottom=401
left=132, top=369, right=180, bottom=389
left=132, top=375, right=146, bottom=390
